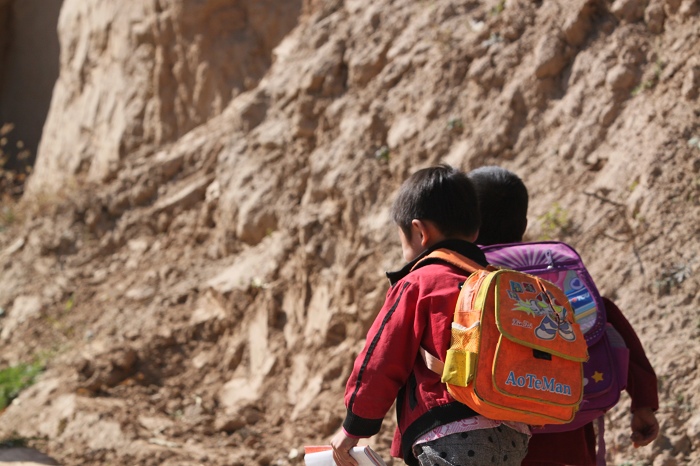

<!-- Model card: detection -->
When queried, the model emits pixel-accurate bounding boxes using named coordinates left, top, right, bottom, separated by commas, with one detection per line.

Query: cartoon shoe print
left=557, top=320, right=576, bottom=341
left=535, top=314, right=558, bottom=340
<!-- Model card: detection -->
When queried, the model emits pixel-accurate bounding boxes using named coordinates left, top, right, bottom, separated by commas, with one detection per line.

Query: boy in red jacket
left=332, top=165, right=530, bottom=466
left=467, top=165, right=659, bottom=465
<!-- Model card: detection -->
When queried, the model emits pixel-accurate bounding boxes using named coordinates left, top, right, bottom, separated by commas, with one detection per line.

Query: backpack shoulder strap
left=411, top=248, right=488, bottom=274
left=414, top=248, right=491, bottom=376
left=420, top=347, right=445, bottom=374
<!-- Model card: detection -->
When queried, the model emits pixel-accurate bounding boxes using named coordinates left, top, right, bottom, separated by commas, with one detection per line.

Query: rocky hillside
left=1, top=0, right=699, bottom=465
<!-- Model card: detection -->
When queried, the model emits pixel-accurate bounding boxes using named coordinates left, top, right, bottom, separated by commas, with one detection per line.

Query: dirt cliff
left=1, top=0, right=699, bottom=465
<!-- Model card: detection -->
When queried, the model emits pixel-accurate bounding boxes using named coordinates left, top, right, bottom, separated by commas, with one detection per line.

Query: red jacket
left=341, top=240, right=485, bottom=465
left=522, top=297, right=659, bottom=465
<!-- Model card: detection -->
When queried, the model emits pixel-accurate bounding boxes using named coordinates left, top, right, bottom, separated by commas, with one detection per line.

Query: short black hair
left=391, top=164, right=480, bottom=240
left=467, top=166, right=529, bottom=245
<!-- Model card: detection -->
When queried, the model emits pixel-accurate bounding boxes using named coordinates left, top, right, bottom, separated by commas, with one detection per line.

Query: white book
left=303, top=445, right=387, bottom=466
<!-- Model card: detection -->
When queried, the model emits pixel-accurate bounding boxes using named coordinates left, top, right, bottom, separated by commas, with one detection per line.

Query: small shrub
left=655, top=262, right=692, bottom=295
left=0, top=361, right=44, bottom=411
left=491, top=0, right=506, bottom=15
left=64, top=294, right=75, bottom=312
left=537, top=203, right=572, bottom=240
left=481, top=33, right=503, bottom=48
left=631, top=59, right=664, bottom=96
left=447, top=117, right=463, bottom=131
left=631, top=80, right=655, bottom=96
left=374, top=145, right=390, bottom=162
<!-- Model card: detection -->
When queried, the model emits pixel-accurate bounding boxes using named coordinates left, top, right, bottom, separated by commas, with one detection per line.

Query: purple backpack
left=482, top=241, right=630, bottom=463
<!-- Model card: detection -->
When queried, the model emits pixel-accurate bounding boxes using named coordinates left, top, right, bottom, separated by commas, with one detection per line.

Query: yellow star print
left=592, top=371, right=604, bottom=383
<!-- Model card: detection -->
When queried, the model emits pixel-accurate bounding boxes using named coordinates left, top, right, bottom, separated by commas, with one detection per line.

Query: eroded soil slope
left=1, top=1, right=699, bottom=465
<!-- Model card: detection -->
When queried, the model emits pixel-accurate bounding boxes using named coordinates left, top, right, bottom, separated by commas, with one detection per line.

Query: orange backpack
left=418, top=249, right=589, bottom=425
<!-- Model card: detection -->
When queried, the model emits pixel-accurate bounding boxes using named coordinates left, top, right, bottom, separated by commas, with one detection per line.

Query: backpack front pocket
left=491, top=336, right=584, bottom=407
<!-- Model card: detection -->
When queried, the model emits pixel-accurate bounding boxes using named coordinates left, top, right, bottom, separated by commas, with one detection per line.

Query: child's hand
left=331, top=429, right=359, bottom=466
left=630, top=407, right=659, bottom=447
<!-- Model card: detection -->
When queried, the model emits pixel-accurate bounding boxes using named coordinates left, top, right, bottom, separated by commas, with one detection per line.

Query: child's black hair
left=391, top=164, right=480, bottom=240
left=467, top=166, right=529, bottom=245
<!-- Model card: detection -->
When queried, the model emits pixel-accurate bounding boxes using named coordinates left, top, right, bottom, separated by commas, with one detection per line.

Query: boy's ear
left=410, top=219, right=428, bottom=247
left=411, top=219, right=444, bottom=248
left=466, top=229, right=479, bottom=243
